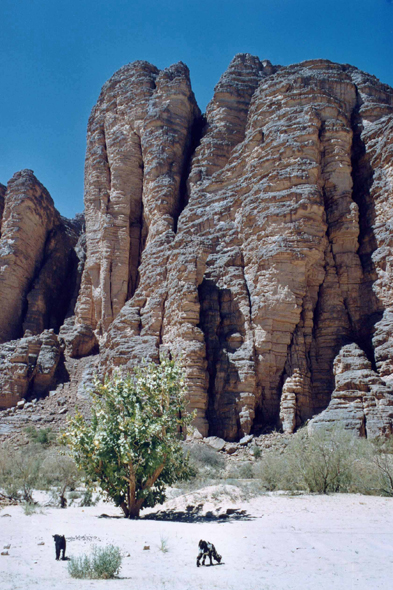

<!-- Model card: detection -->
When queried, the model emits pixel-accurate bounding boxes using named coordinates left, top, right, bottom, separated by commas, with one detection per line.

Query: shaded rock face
left=70, top=55, right=393, bottom=440
left=0, top=171, right=84, bottom=345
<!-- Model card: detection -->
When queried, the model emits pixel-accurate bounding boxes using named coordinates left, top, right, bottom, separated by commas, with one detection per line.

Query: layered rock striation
left=1, top=55, right=393, bottom=440
left=0, top=331, right=61, bottom=408
left=0, top=171, right=84, bottom=407
left=69, top=55, right=393, bottom=440
left=309, top=343, right=393, bottom=437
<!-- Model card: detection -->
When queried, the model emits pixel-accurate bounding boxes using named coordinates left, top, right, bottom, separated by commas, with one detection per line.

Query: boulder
left=204, top=436, right=226, bottom=451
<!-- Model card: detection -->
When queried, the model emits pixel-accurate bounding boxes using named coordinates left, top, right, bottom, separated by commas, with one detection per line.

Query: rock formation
left=0, top=171, right=84, bottom=407
left=69, top=55, right=393, bottom=440
left=0, top=170, right=83, bottom=344
left=309, top=344, right=393, bottom=438
left=0, top=330, right=61, bottom=408
left=1, top=55, right=393, bottom=441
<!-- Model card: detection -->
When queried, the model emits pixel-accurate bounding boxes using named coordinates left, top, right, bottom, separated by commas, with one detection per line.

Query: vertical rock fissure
left=127, top=141, right=145, bottom=302
left=173, top=114, right=206, bottom=233
left=350, top=95, right=382, bottom=370
left=318, top=114, right=357, bottom=342
left=0, top=183, right=5, bottom=237
left=240, top=251, right=265, bottom=434
left=103, top=130, right=112, bottom=208
left=157, top=264, right=168, bottom=351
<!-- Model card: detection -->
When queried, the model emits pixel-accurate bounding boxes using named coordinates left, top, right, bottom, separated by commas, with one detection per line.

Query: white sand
left=1, top=489, right=392, bottom=590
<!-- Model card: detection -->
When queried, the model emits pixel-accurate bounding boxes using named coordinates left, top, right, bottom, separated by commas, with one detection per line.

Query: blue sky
left=1, top=0, right=392, bottom=218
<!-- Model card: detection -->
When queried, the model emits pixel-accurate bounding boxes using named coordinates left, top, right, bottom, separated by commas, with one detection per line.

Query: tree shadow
left=142, top=504, right=255, bottom=523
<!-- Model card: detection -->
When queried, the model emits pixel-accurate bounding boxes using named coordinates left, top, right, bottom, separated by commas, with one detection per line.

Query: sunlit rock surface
left=1, top=56, right=393, bottom=440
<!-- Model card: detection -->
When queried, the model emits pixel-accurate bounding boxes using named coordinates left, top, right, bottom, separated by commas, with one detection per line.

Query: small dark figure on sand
left=196, top=540, right=222, bottom=567
left=53, top=535, right=66, bottom=560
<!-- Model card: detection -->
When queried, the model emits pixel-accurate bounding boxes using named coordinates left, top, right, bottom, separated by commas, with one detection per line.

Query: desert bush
left=68, top=545, right=122, bottom=579
left=256, top=426, right=367, bottom=494
left=23, top=502, right=37, bottom=516
left=290, top=427, right=358, bottom=493
left=253, top=450, right=287, bottom=491
left=227, top=461, right=255, bottom=480
left=159, top=536, right=169, bottom=553
left=67, top=554, right=93, bottom=579
left=187, top=443, right=226, bottom=472
left=0, top=444, right=44, bottom=503
left=80, top=488, right=100, bottom=507
left=25, top=426, right=55, bottom=446
left=41, top=451, right=80, bottom=507
left=355, top=437, right=393, bottom=496
left=90, top=545, right=122, bottom=579
left=251, top=445, right=262, bottom=459
left=371, top=438, right=393, bottom=496
left=0, top=443, right=82, bottom=506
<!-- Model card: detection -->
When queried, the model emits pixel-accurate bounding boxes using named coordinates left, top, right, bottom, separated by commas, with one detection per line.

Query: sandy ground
left=0, top=487, right=392, bottom=590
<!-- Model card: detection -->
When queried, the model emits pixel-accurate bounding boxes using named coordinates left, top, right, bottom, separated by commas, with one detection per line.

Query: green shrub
left=90, top=545, right=122, bottom=579
left=159, top=536, right=169, bottom=553
left=362, top=437, right=393, bottom=496
left=41, top=451, right=80, bottom=507
left=254, top=451, right=287, bottom=491
left=25, top=426, right=55, bottom=446
left=187, top=444, right=226, bottom=472
left=0, top=444, right=44, bottom=503
left=251, top=446, right=262, bottom=459
left=80, top=489, right=100, bottom=507
left=256, top=426, right=366, bottom=494
left=23, top=502, right=37, bottom=516
left=0, top=443, right=82, bottom=506
left=238, top=462, right=255, bottom=479
left=67, top=554, right=92, bottom=579
left=290, top=427, right=357, bottom=493
left=68, top=545, right=122, bottom=579
left=227, top=461, right=255, bottom=480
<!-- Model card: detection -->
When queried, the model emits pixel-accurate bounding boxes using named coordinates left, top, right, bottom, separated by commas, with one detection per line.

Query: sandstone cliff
left=1, top=55, right=393, bottom=441
left=69, top=55, right=393, bottom=439
left=0, top=171, right=84, bottom=407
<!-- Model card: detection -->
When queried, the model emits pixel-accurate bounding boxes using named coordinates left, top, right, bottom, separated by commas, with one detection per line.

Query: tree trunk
left=120, top=501, right=130, bottom=518
left=127, top=501, right=143, bottom=519
left=120, top=461, right=166, bottom=518
left=120, top=498, right=144, bottom=518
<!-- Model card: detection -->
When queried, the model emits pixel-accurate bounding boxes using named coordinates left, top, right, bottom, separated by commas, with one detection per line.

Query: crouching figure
left=196, top=540, right=222, bottom=567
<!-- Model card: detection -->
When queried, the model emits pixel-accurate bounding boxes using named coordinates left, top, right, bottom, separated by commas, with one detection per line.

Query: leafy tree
left=62, top=358, right=194, bottom=518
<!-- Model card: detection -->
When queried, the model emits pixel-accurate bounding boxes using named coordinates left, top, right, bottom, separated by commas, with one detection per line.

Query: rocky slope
left=1, top=55, right=393, bottom=441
